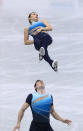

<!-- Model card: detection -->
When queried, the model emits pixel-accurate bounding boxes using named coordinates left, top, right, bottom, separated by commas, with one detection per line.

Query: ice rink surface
left=0, top=0, right=83, bottom=131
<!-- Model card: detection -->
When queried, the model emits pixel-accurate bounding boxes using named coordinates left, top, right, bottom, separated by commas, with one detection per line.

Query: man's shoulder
left=46, top=93, right=53, bottom=97
left=26, top=93, right=32, bottom=98
left=26, top=93, right=33, bottom=105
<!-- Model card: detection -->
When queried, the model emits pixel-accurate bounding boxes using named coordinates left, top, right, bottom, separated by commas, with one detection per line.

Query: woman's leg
left=34, top=33, right=53, bottom=66
left=34, top=32, right=52, bottom=49
left=33, top=33, right=57, bottom=71
left=43, top=47, right=53, bottom=66
left=40, top=33, right=53, bottom=66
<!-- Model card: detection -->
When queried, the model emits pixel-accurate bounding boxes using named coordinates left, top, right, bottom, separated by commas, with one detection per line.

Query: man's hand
left=62, top=119, right=72, bottom=125
left=51, top=105, right=72, bottom=126
left=13, top=123, right=20, bottom=131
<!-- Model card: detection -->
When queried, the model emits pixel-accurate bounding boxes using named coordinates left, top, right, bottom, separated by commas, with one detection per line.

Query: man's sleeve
left=51, top=95, right=53, bottom=106
left=26, top=94, right=32, bottom=106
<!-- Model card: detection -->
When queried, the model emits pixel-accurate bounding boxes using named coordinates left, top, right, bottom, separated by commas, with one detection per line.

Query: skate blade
left=40, top=47, right=45, bottom=56
left=53, top=61, right=58, bottom=72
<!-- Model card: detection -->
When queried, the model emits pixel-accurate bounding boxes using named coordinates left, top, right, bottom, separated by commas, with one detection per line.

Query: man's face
left=36, top=81, right=45, bottom=90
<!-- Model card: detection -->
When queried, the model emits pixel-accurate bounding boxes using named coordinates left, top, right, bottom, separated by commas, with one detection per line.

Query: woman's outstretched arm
left=24, top=27, right=34, bottom=45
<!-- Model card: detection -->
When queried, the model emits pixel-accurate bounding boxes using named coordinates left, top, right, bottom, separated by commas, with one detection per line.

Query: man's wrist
left=61, top=119, right=65, bottom=123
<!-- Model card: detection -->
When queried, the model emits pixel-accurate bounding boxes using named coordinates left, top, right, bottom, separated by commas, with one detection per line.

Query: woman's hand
left=62, top=119, right=72, bottom=125
left=13, top=123, right=20, bottom=131
left=33, top=27, right=46, bottom=35
left=36, top=27, right=45, bottom=33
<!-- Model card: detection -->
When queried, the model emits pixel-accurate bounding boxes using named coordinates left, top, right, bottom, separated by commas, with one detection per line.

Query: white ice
left=0, top=0, right=83, bottom=131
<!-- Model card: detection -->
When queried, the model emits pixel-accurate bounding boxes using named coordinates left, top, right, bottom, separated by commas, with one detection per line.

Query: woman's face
left=30, top=12, right=39, bottom=22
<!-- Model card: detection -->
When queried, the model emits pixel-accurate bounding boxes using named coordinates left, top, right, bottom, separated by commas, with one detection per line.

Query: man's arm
left=13, top=102, right=29, bottom=131
left=24, top=27, right=34, bottom=45
left=51, top=105, right=72, bottom=125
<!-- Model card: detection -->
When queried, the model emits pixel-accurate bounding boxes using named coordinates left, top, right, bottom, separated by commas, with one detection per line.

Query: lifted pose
left=24, top=12, right=58, bottom=71
left=13, top=80, right=72, bottom=131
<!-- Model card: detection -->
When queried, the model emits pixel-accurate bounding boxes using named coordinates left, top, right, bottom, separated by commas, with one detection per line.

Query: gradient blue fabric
left=29, top=21, right=46, bottom=36
left=31, top=92, right=53, bottom=123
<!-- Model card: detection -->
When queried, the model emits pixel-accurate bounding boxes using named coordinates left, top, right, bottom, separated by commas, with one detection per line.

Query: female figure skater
left=24, top=12, right=58, bottom=71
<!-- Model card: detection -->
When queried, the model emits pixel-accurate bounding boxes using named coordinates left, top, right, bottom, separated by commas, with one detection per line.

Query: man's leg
left=29, top=121, right=38, bottom=131
left=49, top=124, right=54, bottom=131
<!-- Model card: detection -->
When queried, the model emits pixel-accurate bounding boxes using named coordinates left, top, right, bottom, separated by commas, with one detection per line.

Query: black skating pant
left=33, top=32, right=53, bottom=66
left=29, top=120, right=54, bottom=131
